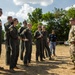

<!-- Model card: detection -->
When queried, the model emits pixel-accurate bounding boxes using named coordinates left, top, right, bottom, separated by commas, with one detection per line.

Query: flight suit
left=42, top=30, right=51, bottom=59
left=4, top=22, right=12, bottom=65
left=23, top=28, right=32, bottom=64
left=34, top=30, right=43, bottom=61
left=9, top=26, right=19, bottom=69
left=18, top=26, right=27, bottom=60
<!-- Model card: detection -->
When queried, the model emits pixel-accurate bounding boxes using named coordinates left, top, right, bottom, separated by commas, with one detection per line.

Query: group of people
left=0, top=7, right=75, bottom=72
left=0, top=8, right=57, bottom=72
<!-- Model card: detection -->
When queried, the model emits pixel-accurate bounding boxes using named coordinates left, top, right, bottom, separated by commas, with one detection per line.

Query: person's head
left=42, top=25, right=46, bottom=31
left=0, top=8, right=3, bottom=16
left=38, top=25, right=42, bottom=31
left=52, top=30, right=55, bottom=34
left=27, top=23, right=32, bottom=29
left=7, top=16, right=12, bottom=22
left=12, top=18, right=18, bottom=26
left=0, top=20, right=2, bottom=26
left=69, top=18, right=75, bottom=25
left=23, top=20, right=27, bottom=27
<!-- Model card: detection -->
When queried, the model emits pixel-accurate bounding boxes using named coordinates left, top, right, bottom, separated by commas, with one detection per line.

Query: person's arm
left=18, top=27, right=22, bottom=40
left=34, top=31, right=42, bottom=39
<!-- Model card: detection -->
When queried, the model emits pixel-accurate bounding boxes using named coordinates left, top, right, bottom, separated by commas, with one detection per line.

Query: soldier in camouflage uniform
left=68, top=18, right=75, bottom=69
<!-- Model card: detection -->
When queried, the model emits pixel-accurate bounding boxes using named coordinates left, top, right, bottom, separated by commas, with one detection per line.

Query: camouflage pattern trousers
left=70, top=44, right=75, bottom=62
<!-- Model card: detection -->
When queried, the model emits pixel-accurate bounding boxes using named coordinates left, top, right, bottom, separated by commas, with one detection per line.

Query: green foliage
left=16, top=22, right=22, bottom=29
left=28, top=8, right=43, bottom=24
left=32, top=23, right=38, bottom=33
left=67, top=7, right=75, bottom=18
left=27, top=7, right=72, bottom=41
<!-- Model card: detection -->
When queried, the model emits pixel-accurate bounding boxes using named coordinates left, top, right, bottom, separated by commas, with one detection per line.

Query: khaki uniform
left=68, top=25, right=75, bottom=63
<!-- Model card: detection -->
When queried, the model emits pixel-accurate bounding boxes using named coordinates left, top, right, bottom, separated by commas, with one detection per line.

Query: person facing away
left=68, top=18, right=75, bottom=69
left=49, top=30, right=57, bottom=57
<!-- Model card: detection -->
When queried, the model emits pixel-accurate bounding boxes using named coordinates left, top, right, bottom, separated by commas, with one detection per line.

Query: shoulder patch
left=4, top=22, right=9, bottom=26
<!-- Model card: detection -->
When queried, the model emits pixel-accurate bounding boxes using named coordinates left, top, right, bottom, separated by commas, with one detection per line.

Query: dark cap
left=69, top=18, right=75, bottom=21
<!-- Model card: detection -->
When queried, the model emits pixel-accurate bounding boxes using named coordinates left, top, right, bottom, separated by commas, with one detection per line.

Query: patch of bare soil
left=0, top=45, right=75, bottom=75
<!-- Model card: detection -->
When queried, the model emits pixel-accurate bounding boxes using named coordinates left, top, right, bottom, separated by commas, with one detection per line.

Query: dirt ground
left=0, top=44, right=75, bottom=75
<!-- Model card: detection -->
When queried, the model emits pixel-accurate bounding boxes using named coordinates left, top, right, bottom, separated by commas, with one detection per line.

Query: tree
left=42, top=12, right=55, bottom=33
left=27, top=7, right=71, bottom=41
left=28, top=8, right=42, bottom=24
left=42, top=8, right=70, bottom=41
left=28, top=8, right=43, bottom=34
left=67, top=7, right=75, bottom=19
left=15, top=22, right=22, bottom=29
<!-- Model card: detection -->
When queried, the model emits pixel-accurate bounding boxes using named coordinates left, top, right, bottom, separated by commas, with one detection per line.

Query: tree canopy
left=2, top=7, right=75, bottom=41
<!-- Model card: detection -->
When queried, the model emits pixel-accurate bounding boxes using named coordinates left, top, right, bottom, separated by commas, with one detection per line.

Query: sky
left=0, top=0, right=75, bottom=26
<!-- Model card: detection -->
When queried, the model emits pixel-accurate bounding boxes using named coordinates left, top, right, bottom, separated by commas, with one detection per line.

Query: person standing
left=4, top=16, right=13, bottom=65
left=49, top=30, right=57, bottom=57
left=21, top=23, right=32, bottom=66
left=9, top=18, right=19, bottom=71
left=34, top=25, right=43, bottom=62
left=0, top=8, right=3, bottom=56
left=0, top=20, right=2, bottom=57
left=42, top=26, right=51, bottom=60
left=0, top=8, right=4, bottom=69
left=68, top=18, right=75, bottom=69
left=18, top=20, right=27, bottom=60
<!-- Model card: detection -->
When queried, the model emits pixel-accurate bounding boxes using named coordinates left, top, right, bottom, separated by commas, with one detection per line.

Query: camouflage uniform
left=68, top=25, right=75, bottom=66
